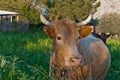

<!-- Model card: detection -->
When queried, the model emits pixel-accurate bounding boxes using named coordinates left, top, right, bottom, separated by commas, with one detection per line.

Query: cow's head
left=41, top=14, right=92, bottom=67
left=92, top=32, right=110, bottom=44
left=98, top=32, right=110, bottom=44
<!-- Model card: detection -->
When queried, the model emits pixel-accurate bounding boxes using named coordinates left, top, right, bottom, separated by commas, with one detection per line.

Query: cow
left=92, top=32, right=110, bottom=44
left=40, top=13, right=111, bottom=80
left=91, top=26, right=110, bottom=44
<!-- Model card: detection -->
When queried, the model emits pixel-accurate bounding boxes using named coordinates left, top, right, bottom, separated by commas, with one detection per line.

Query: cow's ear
left=79, top=26, right=92, bottom=38
left=43, top=26, right=55, bottom=39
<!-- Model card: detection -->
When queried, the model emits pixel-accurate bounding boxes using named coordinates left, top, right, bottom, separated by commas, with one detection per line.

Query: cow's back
left=79, top=34, right=111, bottom=80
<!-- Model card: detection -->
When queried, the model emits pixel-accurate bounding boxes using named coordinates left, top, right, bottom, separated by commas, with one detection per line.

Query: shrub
left=97, top=13, right=120, bottom=38
left=18, top=3, right=40, bottom=26
left=0, top=20, right=16, bottom=31
left=17, top=20, right=29, bottom=32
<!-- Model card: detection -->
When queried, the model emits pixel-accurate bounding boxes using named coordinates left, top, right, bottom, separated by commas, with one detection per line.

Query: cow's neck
left=54, top=65, right=90, bottom=80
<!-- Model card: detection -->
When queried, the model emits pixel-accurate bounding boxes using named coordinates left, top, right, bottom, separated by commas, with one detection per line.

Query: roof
left=0, top=10, right=18, bottom=16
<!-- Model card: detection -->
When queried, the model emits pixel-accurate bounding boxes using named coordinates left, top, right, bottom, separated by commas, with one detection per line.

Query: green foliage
left=0, top=0, right=99, bottom=26
left=48, top=0, right=93, bottom=21
left=105, top=39, right=120, bottom=80
left=93, top=1, right=100, bottom=9
left=0, top=0, right=14, bottom=11
left=37, top=0, right=49, bottom=5
left=97, top=13, right=120, bottom=38
left=18, top=3, right=40, bottom=25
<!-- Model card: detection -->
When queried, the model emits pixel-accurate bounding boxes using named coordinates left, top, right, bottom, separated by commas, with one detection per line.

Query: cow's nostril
left=71, top=57, right=81, bottom=65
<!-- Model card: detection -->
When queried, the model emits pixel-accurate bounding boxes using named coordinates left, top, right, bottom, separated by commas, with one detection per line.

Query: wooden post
left=0, top=16, right=1, bottom=21
left=16, top=15, right=19, bottom=22
left=10, top=16, right=13, bottom=22
left=0, top=15, right=2, bottom=25
left=0, top=15, right=3, bottom=25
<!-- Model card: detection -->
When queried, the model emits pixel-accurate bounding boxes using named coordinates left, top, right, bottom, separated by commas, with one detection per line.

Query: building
left=0, top=10, right=19, bottom=22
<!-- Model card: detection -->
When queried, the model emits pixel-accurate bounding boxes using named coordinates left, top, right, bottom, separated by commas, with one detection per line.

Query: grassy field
left=0, top=30, right=120, bottom=80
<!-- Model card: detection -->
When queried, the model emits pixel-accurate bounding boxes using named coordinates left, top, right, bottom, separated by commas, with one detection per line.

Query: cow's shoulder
left=80, top=34, right=109, bottom=52
left=80, top=34, right=101, bottom=46
left=82, top=34, right=100, bottom=42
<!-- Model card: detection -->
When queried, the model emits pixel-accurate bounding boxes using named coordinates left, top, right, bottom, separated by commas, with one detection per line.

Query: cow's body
left=78, top=34, right=110, bottom=80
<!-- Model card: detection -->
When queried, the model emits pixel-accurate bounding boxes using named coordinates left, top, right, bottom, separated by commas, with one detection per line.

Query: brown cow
left=40, top=14, right=111, bottom=80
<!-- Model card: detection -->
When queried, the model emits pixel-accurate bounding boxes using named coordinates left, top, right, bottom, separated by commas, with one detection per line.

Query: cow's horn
left=31, top=0, right=50, bottom=25
left=77, top=14, right=93, bottom=26
left=40, top=14, right=50, bottom=25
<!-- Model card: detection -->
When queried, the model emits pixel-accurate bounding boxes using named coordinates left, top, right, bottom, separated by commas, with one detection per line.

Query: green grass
left=0, top=30, right=120, bottom=80
left=105, top=39, right=120, bottom=80
left=0, top=30, right=52, bottom=80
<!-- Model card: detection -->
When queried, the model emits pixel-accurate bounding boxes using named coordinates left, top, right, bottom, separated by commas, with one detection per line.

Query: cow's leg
left=95, top=62, right=110, bottom=80
left=95, top=73, right=106, bottom=80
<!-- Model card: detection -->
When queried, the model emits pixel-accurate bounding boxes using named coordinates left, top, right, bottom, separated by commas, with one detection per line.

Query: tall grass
left=105, top=39, right=120, bottom=80
left=0, top=30, right=51, bottom=80
left=0, top=30, right=119, bottom=80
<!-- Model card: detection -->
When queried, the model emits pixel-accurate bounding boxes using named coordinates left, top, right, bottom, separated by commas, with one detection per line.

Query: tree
left=97, top=13, right=120, bottom=38
left=47, top=0, right=94, bottom=22
left=0, top=0, right=48, bottom=26
left=0, top=0, right=99, bottom=26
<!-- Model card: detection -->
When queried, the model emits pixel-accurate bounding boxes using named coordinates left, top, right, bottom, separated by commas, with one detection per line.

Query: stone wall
left=93, top=0, right=120, bottom=19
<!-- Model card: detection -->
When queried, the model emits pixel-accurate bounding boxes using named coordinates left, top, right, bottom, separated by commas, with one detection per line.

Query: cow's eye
left=56, top=34, right=63, bottom=42
left=57, top=36, right=62, bottom=40
left=78, top=36, right=81, bottom=39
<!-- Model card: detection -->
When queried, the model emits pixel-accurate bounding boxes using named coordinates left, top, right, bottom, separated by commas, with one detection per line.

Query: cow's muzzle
left=65, top=55, right=82, bottom=66
left=70, top=56, right=82, bottom=66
